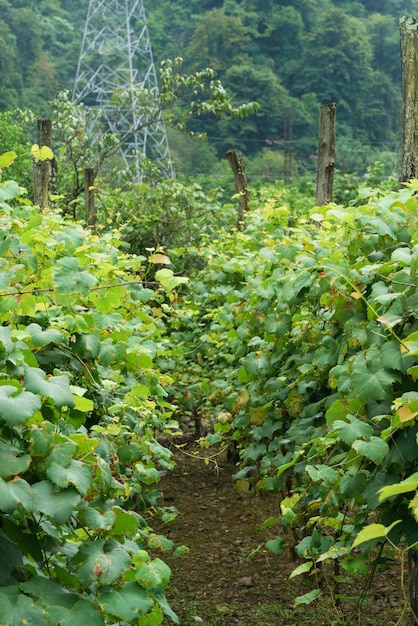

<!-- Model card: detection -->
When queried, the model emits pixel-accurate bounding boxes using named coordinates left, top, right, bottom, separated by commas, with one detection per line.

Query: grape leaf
left=0, top=441, right=31, bottom=478
left=352, top=436, right=389, bottom=465
left=135, top=558, right=171, bottom=589
left=98, top=581, right=154, bottom=621
left=71, top=539, right=131, bottom=586
left=32, top=481, right=81, bottom=524
left=46, top=459, right=92, bottom=495
left=0, top=477, right=33, bottom=513
left=0, top=385, right=41, bottom=426
left=24, top=367, right=75, bottom=408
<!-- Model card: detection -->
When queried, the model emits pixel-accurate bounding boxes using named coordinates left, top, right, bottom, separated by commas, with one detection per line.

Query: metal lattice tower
left=73, top=0, right=174, bottom=180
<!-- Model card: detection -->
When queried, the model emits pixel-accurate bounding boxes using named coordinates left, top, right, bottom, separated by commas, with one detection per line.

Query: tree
left=294, top=9, right=374, bottom=129
left=187, top=8, right=252, bottom=73
left=214, top=63, right=289, bottom=156
left=0, top=18, right=18, bottom=110
left=256, top=5, right=304, bottom=79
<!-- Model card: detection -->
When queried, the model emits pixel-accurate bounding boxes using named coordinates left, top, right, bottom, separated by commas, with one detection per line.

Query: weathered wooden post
left=33, top=118, right=53, bottom=210
left=400, top=17, right=418, bottom=626
left=84, top=167, right=97, bottom=227
left=400, top=16, right=418, bottom=183
left=316, top=103, right=336, bottom=205
left=226, top=149, right=250, bottom=230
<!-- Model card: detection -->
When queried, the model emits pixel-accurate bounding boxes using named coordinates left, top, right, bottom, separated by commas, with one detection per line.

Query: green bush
left=0, top=175, right=184, bottom=624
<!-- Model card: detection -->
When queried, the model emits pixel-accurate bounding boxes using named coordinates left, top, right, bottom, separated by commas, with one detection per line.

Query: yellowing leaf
left=351, top=521, right=400, bottom=548
left=148, top=253, right=171, bottom=265
left=0, top=151, right=17, bottom=169
left=397, top=405, right=418, bottom=423
left=377, top=315, right=402, bottom=329
left=31, top=144, right=54, bottom=161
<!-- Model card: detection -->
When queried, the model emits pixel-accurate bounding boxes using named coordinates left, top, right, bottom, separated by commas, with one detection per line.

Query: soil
left=155, top=443, right=408, bottom=626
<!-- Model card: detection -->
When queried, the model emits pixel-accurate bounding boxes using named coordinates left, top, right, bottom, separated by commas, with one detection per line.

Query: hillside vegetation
left=1, top=1, right=418, bottom=624
left=1, top=0, right=418, bottom=177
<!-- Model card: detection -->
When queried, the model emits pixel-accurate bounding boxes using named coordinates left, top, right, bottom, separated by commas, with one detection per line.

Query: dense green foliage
left=167, top=183, right=418, bottom=618
left=0, top=0, right=416, bottom=177
left=2, top=0, right=418, bottom=620
left=0, top=159, right=189, bottom=624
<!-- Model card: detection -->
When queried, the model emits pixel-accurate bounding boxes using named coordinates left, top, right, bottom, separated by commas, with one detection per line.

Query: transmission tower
left=73, top=0, right=174, bottom=180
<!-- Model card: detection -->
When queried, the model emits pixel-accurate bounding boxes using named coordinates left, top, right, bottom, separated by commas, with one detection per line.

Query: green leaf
left=98, top=581, right=154, bottom=621
left=293, top=589, right=321, bottom=607
left=340, top=470, right=367, bottom=497
left=71, top=539, right=131, bottom=586
left=0, top=441, right=31, bottom=478
left=0, top=477, right=33, bottom=513
left=0, top=180, right=23, bottom=202
left=305, top=464, right=338, bottom=485
left=25, top=323, right=63, bottom=347
left=48, top=600, right=104, bottom=626
left=351, top=521, right=401, bottom=549
left=32, top=481, right=81, bottom=524
left=351, top=436, right=389, bottom=465
left=333, top=414, right=373, bottom=446
left=265, top=537, right=285, bottom=555
left=109, top=508, right=138, bottom=538
left=0, top=588, right=48, bottom=625
left=352, top=353, right=396, bottom=400
left=46, top=459, right=92, bottom=495
left=22, top=577, right=105, bottom=626
left=2, top=518, right=43, bottom=562
left=53, top=257, right=98, bottom=295
left=24, top=367, right=75, bottom=408
left=48, top=441, right=76, bottom=466
left=135, top=463, right=161, bottom=485
left=293, top=270, right=312, bottom=295
left=155, top=268, right=188, bottom=291
left=151, top=587, right=179, bottom=624
left=147, top=533, right=175, bottom=553
left=340, top=554, right=368, bottom=575
left=0, top=529, right=23, bottom=585
left=78, top=507, right=116, bottom=531
left=0, top=385, right=41, bottom=426
left=135, top=558, right=171, bottom=589
left=378, top=472, right=418, bottom=502
left=72, top=394, right=94, bottom=413
left=289, top=561, right=313, bottom=580
left=138, top=604, right=164, bottom=626
left=29, top=421, right=55, bottom=456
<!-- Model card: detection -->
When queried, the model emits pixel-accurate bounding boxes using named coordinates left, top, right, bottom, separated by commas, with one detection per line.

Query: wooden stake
left=400, top=16, right=418, bottom=182
left=226, top=150, right=250, bottom=230
left=316, top=103, right=336, bottom=205
left=33, top=118, right=53, bottom=210
left=84, top=167, right=97, bottom=227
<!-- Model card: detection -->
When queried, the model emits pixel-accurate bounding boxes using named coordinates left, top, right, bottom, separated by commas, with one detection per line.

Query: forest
left=1, top=0, right=418, bottom=178
left=1, top=1, right=418, bottom=626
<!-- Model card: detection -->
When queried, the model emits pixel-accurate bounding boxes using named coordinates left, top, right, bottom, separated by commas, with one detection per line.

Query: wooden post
left=316, top=103, right=336, bottom=205
left=33, top=118, right=53, bottom=210
left=84, top=167, right=97, bottom=227
left=226, top=150, right=250, bottom=230
left=400, top=16, right=418, bottom=183
left=399, top=20, right=418, bottom=616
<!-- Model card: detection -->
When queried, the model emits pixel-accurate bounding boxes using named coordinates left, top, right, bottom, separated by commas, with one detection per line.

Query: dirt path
left=155, top=445, right=406, bottom=626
